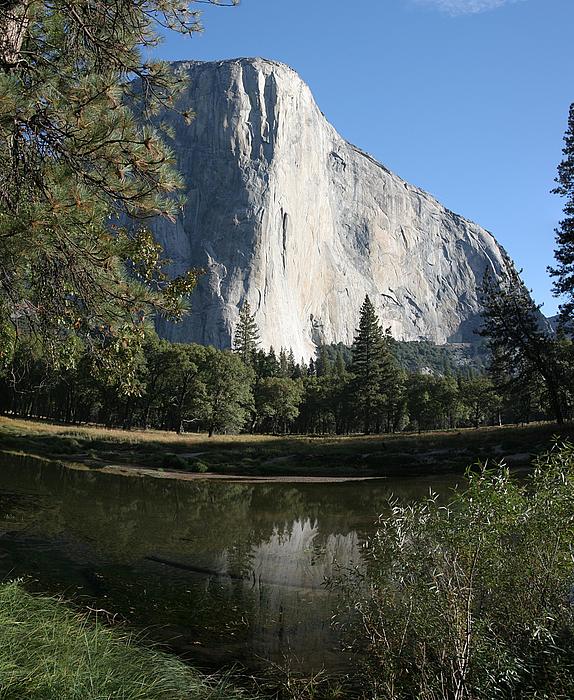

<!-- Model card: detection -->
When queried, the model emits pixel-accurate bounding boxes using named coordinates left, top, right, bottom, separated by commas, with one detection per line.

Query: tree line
left=2, top=292, right=572, bottom=436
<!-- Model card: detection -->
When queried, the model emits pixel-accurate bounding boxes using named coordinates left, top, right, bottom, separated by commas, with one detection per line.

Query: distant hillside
left=321, top=340, right=488, bottom=376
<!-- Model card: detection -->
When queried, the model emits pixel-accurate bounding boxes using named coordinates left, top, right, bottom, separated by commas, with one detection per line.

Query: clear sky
left=155, top=0, right=574, bottom=316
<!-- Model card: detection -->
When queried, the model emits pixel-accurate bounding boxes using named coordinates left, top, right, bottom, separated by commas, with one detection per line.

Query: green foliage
left=334, top=443, right=574, bottom=699
left=4, top=281, right=571, bottom=435
left=233, top=301, right=260, bottom=365
left=479, top=268, right=568, bottom=424
left=315, top=346, right=332, bottom=377
left=391, top=339, right=487, bottom=375
left=254, top=377, right=304, bottom=433
left=200, top=348, right=254, bottom=437
left=253, top=346, right=283, bottom=379
left=460, top=375, right=501, bottom=428
left=351, top=295, right=402, bottom=434
left=550, top=103, right=574, bottom=326
left=319, top=340, right=488, bottom=376
left=190, top=460, right=210, bottom=474
left=0, top=328, right=541, bottom=435
left=161, top=453, right=189, bottom=470
left=0, top=580, right=250, bottom=699
left=0, top=1, right=236, bottom=388
left=404, top=373, right=504, bottom=433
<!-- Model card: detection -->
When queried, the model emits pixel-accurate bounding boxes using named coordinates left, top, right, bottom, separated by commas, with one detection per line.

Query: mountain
left=149, top=57, right=511, bottom=360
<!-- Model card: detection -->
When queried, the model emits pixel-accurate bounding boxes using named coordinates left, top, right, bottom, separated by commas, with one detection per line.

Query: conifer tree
left=269, top=347, right=280, bottom=375
left=233, top=301, right=260, bottom=366
left=479, top=268, right=567, bottom=424
left=351, top=295, right=398, bottom=434
left=287, top=349, right=296, bottom=378
left=279, top=348, right=289, bottom=377
left=0, top=1, right=232, bottom=382
left=550, top=104, right=574, bottom=326
left=315, top=345, right=332, bottom=377
left=334, top=350, right=347, bottom=377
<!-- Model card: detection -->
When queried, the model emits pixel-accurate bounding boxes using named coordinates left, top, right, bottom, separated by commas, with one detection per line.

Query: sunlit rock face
left=151, top=57, right=511, bottom=359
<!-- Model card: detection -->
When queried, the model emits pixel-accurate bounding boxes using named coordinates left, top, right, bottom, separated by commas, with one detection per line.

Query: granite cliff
left=150, top=57, right=511, bottom=359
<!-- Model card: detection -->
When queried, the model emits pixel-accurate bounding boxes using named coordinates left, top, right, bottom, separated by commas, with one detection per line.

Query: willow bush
left=334, top=443, right=574, bottom=700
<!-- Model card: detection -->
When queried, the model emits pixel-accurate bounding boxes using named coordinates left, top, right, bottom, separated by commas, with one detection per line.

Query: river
left=0, top=452, right=457, bottom=672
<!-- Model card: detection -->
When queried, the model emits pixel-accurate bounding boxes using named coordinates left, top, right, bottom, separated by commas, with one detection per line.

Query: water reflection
left=0, top=452, right=456, bottom=671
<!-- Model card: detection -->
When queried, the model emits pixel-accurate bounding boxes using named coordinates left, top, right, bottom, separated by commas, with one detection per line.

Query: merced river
left=0, top=452, right=457, bottom=672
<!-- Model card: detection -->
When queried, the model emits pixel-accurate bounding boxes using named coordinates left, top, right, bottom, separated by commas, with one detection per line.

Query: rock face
left=152, top=57, right=511, bottom=359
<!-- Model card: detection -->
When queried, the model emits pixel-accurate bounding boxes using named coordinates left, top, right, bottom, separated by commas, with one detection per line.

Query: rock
left=150, top=57, right=511, bottom=360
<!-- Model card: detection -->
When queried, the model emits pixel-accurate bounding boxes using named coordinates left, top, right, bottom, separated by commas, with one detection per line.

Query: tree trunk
left=0, top=2, right=31, bottom=70
left=545, top=381, right=564, bottom=425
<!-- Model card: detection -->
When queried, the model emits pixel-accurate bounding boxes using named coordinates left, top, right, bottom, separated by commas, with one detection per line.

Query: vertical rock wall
left=150, top=58, right=510, bottom=359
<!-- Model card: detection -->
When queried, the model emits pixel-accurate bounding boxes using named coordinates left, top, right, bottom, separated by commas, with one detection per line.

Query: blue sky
left=156, top=0, right=573, bottom=316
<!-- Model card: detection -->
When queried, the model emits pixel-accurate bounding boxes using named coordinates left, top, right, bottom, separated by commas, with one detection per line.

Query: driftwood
left=145, top=554, right=326, bottom=592
left=145, top=554, right=243, bottom=581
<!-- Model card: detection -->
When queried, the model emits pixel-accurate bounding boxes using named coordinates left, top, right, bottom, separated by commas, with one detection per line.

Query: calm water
left=0, top=453, right=457, bottom=672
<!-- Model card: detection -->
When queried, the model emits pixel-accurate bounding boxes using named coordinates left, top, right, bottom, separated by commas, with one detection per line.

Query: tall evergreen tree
left=315, top=345, right=332, bottom=377
left=279, top=348, right=289, bottom=377
left=233, top=301, right=260, bottom=365
left=351, top=295, right=398, bottom=434
left=550, top=104, right=574, bottom=327
left=334, top=350, right=347, bottom=377
left=479, top=268, right=567, bottom=424
left=287, top=348, right=296, bottom=378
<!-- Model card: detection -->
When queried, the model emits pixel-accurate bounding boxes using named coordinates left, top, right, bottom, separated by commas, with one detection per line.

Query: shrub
left=190, top=460, right=210, bottom=474
left=333, top=443, right=574, bottom=700
left=160, top=453, right=188, bottom=470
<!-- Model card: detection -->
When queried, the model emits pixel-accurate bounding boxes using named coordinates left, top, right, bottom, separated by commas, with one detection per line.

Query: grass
left=0, top=581, right=252, bottom=700
left=1, top=415, right=574, bottom=478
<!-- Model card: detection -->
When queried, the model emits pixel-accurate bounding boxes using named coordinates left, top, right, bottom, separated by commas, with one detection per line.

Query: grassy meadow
left=1, top=416, right=573, bottom=478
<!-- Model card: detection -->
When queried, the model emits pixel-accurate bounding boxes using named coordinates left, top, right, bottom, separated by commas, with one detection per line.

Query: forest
left=2, top=285, right=572, bottom=437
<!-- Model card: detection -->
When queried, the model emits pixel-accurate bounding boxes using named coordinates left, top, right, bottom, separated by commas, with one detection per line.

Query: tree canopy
left=0, top=1, right=233, bottom=385
left=479, top=267, right=568, bottom=424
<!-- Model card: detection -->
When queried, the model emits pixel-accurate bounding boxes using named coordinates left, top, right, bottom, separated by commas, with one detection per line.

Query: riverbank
left=0, top=581, right=252, bottom=700
left=1, top=416, right=573, bottom=478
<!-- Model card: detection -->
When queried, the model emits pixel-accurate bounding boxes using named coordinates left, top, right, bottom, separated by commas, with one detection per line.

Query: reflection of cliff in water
left=0, top=452, right=456, bottom=671
left=244, top=518, right=362, bottom=665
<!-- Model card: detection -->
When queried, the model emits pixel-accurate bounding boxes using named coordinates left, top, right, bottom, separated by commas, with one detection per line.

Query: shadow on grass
left=1, top=417, right=573, bottom=478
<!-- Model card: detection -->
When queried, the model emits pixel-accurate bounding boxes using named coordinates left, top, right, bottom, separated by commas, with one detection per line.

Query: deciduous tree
left=199, top=348, right=253, bottom=437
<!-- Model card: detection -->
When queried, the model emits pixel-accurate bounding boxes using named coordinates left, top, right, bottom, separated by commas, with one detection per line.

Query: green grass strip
left=0, top=581, right=251, bottom=700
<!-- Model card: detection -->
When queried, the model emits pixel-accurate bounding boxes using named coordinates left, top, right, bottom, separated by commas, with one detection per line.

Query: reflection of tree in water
left=0, top=455, right=263, bottom=562
left=0, top=455, right=458, bottom=564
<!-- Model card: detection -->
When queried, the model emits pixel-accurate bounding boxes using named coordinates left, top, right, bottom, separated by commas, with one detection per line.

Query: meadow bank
left=1, top=416, right=573, bottom=480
